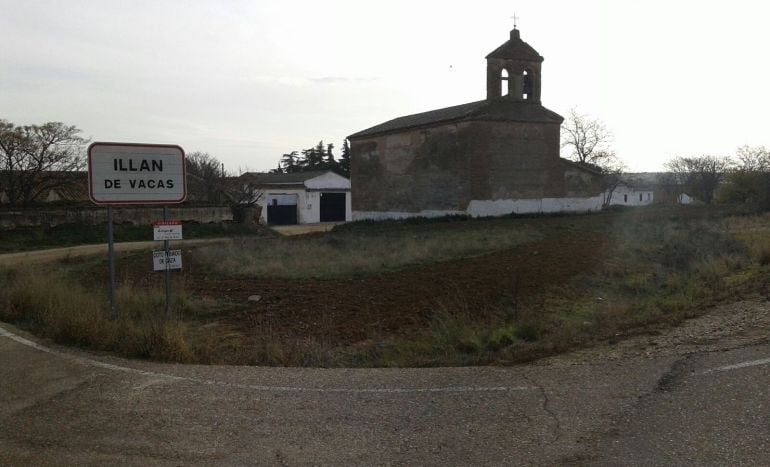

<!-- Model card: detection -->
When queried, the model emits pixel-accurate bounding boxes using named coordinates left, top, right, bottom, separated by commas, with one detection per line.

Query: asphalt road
left=1, top=300, right=770, bottom=465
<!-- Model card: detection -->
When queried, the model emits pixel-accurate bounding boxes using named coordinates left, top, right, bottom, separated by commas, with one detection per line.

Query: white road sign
left=153, top=250, right=183, bottom=271
left=153, top=220, right=183, bottom=241
left=88, top=142, right=187, bottom=205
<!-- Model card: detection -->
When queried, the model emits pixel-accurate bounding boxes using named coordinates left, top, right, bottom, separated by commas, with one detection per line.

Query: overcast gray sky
left=2, top=0, right=769, bottom=173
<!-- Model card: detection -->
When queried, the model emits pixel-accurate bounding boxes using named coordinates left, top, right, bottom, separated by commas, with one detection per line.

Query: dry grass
left=2, top=207, right=769, bottom=367
left=0, top=266, right=201, bottom=362
left=336, top=209, right=767, bottom=367
left=193, top=221, right=543, bottom=279
left=726, top=213, right=770, bottom=264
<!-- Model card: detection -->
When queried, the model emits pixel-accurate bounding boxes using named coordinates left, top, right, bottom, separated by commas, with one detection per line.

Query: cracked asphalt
left=2, top=299, right=770, bottom=465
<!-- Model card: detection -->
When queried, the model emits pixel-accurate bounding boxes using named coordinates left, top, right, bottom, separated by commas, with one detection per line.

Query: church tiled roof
left=348, top=100, right=563, bottom=139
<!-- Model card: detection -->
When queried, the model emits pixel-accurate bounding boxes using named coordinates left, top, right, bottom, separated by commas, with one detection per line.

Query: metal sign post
left=163, top=206, right=171, bottom=318
left=88, top=142, right=187, bottom=319
left=107, top=206, right=117, bottom=319
left=152, top=217, right=183, bottom=318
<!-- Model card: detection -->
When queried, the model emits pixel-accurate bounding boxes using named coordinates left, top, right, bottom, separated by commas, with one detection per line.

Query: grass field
left=1, top=204, right=768, bottom=367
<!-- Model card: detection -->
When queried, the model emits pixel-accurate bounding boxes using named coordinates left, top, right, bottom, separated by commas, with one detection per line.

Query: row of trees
left=271, top=140, right=351, bottom=177
left=0, top=119, right=88, bottom=206
left=560, top=109, right=770, bottom=207
left=667, top=146, right=770, bottom=206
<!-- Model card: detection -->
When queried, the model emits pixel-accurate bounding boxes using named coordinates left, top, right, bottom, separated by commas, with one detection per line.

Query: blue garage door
left=267, top=194, right=298, bottom=225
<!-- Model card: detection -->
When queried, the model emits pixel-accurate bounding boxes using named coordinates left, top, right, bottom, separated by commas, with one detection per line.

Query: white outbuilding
left=605, top=180, right=655, bottom=207
left=238, top=171, right=351, bottom=225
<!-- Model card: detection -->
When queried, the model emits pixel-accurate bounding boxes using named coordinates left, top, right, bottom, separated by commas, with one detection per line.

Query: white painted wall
left=353, top=209, right=466, bottom=221
left=605, top=184, right=654, bottom=206
left=305, top=172, right=351, bottom=190
left=353, top=194, right=604, bottom=220
left=467, top=195, right=604, bottom=216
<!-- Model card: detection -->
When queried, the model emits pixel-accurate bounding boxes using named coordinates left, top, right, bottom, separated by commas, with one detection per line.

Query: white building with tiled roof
left=238, top=170, right=351, bottom=225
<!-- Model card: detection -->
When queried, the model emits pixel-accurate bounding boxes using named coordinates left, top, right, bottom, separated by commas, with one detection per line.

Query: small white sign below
left=153, top=220, right=183, bottom=241
left=153, top=250, right=182, bottom=271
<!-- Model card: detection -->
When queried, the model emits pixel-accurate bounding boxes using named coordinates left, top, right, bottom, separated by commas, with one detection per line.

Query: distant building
left=348, top=27, right=603, bottom=220
left=605, top=178, right=655, bottom=207
left=613, top=173, right=695, bottom=205
left=237, top=171, right=351, bottom=225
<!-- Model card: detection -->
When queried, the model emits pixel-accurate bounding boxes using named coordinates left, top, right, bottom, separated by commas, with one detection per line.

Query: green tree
left=300, top=141, right=327, bottom=170
left=324, top=142, right=336, bottom=170
left=279, top=151, right=300, bottom=173
left=273, top=139, right=350, bottom=177
left=338, top=139, right=351, bottom=177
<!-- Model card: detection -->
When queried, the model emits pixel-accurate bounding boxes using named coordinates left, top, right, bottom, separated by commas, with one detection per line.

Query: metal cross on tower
left=511, top=13, right=519, bottom=29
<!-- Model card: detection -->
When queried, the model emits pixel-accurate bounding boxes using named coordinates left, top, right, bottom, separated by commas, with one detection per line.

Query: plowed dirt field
left=187, top=233, right=609, bottom=344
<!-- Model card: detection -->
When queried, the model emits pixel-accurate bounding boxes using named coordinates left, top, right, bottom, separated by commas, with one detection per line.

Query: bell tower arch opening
left=501, top=69, right=509, bottom=97
left=485, top=28, right=543, bottom=103
left=522, top=70, right=531, bottom=100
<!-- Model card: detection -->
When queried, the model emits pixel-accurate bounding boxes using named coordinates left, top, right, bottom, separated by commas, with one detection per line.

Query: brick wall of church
left=350, top=119, right=593, bottom=213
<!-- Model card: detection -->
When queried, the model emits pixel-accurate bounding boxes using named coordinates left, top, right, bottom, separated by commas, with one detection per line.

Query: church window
left=501, top=69, right=509, bottom=96
left=522, top=70, right=532, bottom=100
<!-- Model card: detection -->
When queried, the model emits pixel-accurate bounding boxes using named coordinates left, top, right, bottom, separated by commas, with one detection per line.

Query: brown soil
left=188, top=233, right=609, bottom=344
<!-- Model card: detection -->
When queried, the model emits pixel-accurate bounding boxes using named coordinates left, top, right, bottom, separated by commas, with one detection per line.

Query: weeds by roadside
left=0, top=266, right=202, bottom=362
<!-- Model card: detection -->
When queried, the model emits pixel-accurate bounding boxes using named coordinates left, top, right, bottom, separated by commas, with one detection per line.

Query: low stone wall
left=0, top=206, right=233, bottom=230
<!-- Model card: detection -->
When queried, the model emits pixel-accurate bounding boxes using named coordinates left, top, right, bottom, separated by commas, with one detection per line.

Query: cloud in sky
left=2, top=0, right=770, bottom=172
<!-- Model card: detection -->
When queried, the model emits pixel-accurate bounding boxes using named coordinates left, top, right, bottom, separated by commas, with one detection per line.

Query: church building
left=348, top=28, right=604, bottom=220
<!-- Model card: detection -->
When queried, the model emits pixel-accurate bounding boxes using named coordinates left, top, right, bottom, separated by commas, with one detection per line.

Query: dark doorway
left=267, top=197, right=298, bottom=225
left=320, top=192, right=346, bottom=222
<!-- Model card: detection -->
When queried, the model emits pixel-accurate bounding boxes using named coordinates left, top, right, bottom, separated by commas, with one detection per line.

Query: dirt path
left=0, top=238, right=228, bottom=266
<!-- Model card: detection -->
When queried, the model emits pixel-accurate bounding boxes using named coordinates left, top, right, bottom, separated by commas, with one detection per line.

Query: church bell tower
left=485, top=28, right=544, bottom=103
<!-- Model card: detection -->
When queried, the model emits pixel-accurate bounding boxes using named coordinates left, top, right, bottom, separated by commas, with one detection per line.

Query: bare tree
left=665, top=155, right=733, bottom=204
left=721, top=146, right=770, bottom=205
left=560, top=108, right=626, bottom=205
left=185, top=151, right=226, bottom=202
left=561, top=108, right=615, bottom=168
left=734, top=145, right=770, bottom=172
left=600, top=158, right=628, bottom=206
left=0, top=119, right=88, bottom=206
left=222, top=176, right=265, bottom=224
